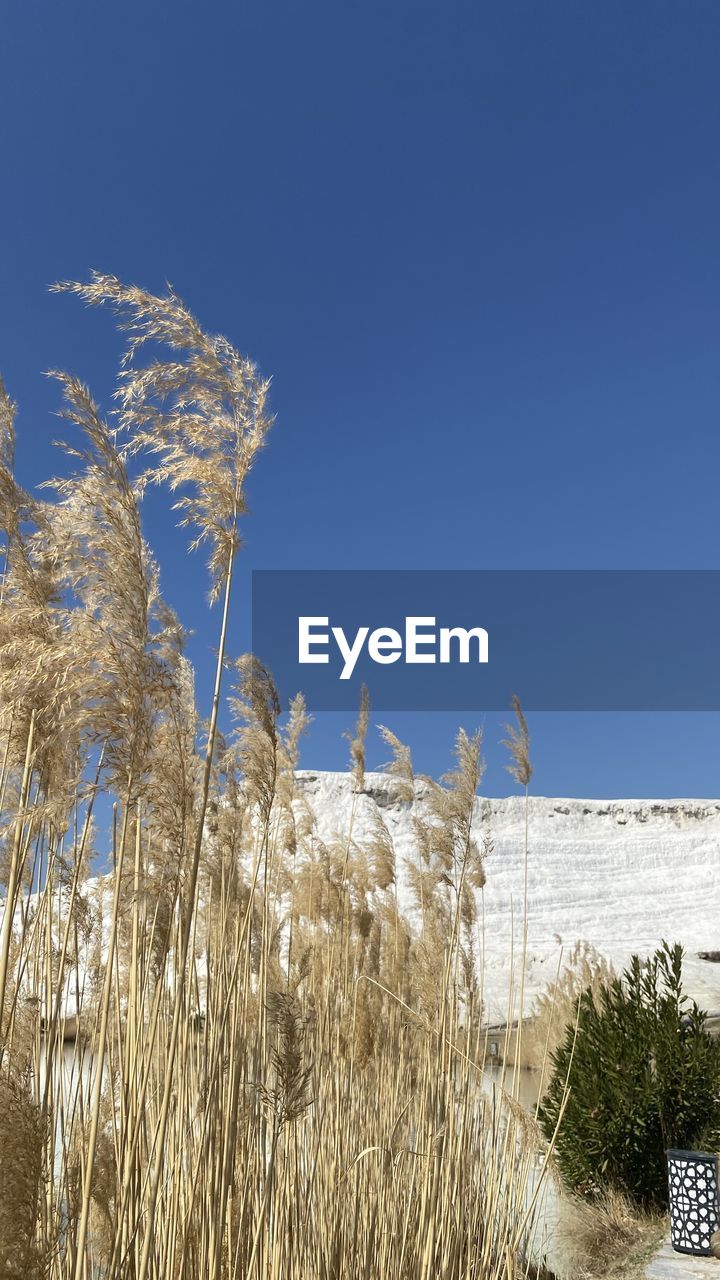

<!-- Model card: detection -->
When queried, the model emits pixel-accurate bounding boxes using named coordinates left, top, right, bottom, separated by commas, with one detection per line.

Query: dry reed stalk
left=502, top=694, right=533, bottom=1097
left=0, top=290, right=566, bottom=1280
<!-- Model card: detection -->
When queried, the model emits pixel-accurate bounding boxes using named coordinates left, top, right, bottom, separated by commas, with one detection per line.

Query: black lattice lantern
left=666, top=1149, right=720, bottom=1256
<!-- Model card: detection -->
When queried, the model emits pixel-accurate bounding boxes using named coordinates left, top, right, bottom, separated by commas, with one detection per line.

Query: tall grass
left=0, top=282, right=560, bottom=1279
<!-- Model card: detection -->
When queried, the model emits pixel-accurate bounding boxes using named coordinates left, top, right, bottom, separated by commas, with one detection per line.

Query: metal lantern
left=666, top=1149, right=720, bottom=1256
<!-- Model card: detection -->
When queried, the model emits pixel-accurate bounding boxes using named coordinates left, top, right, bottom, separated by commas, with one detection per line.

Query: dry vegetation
left=0, top=278, right=564, bottom=1279
left=559, top=1189, right=665, bottom=1280
left=523, top=941, right=615, bottom=1076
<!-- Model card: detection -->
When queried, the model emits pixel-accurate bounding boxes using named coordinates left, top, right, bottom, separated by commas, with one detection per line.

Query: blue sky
left=2, top=1, right=720, bottom=795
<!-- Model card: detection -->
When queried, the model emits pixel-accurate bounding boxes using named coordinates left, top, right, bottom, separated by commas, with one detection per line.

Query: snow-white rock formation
left=295, top=771, right=720, bottom=1025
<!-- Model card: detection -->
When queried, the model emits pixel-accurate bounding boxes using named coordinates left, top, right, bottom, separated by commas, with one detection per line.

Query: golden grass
left=559, top=1188, right=665, bottom=1280
left=523, top=941, right=615, bottom=1075
left=0, top=281, right=563, bottom=1279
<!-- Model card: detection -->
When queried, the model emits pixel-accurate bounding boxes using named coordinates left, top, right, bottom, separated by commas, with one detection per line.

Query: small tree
left=539, top=941, right=720, bottom=1208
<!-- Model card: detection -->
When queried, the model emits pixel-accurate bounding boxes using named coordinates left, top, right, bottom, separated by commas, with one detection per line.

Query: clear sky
left=2, top=1, right=720, bottom=796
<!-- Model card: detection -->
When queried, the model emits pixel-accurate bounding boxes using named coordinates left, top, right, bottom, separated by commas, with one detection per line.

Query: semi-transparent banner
left=251, top=570, right=720, bottom=711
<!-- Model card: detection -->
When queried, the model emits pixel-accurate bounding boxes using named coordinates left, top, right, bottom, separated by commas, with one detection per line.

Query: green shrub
left=539, top=941, right=720, bottom=1208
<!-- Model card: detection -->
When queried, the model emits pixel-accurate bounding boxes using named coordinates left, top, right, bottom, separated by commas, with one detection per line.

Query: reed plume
left=345, top=683, right=370, bottom=792
left=503, top=692, right=532, bottom=788
left=0, top=284, right=559, bottom=1280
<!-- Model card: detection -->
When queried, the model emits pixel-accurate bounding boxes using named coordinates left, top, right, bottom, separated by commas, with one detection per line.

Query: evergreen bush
left=539, top=941, right=720, bottom=1207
